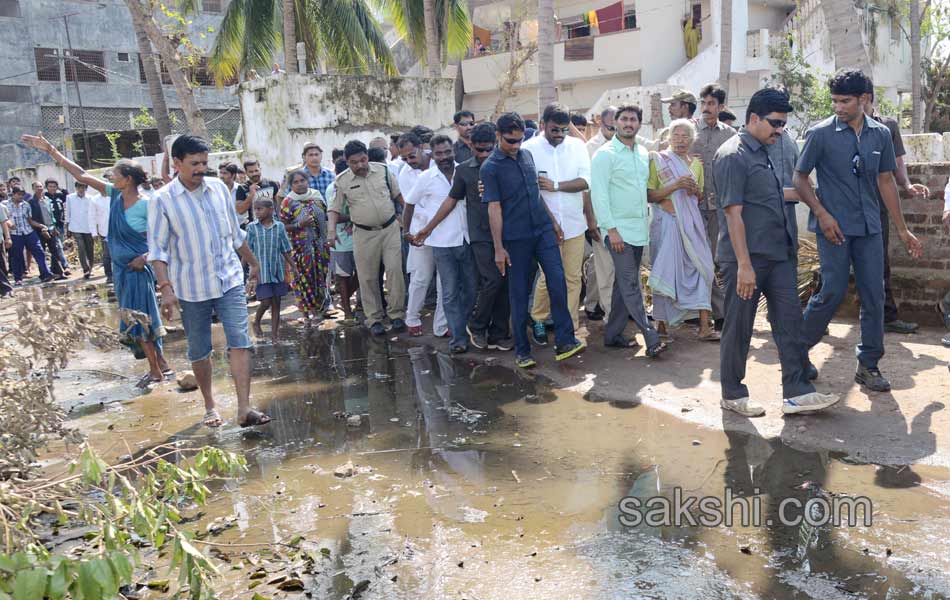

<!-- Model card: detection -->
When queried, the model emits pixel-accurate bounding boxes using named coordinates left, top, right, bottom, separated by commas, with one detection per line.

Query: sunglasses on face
left=550, top=126, right=570, bottom=134
left=502, top=136, right=524, bottom=145
left=765, top=118, right=787, bottom=129
left=473, top=145, right=494, bottom=154
left=604, top=125, right=616, bottom=132
left=458, top=121, right=475, bottom=127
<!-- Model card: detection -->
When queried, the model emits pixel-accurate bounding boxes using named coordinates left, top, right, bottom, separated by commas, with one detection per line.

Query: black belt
left=353, top=214, right=397, bottom=231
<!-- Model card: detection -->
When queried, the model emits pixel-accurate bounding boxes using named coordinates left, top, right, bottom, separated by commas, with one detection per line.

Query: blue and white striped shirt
left=147, top=176, right=247, bottom=302
left=245, top=220, right=291, bottom=284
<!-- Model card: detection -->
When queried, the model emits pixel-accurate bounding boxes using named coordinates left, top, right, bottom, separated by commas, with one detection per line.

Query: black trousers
left=720, top=255, right=814, bottom=401
left=880, top=209, right=899, bottom=323
left=469, top=241, right=510, bottom=341
left=0, top=245, right=11, bottom=295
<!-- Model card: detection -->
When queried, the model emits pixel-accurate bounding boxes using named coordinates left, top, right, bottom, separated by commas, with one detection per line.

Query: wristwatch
left=553, top=181, right=559, bottom=192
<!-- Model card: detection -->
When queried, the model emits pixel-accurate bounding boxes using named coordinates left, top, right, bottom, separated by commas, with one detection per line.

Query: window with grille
left=0, top=0, right=20, bottom=17
left=138, top=53, right=172, bottom=84
left=35, top=47, right=60, bottom=81
left=117, top=52, right=130, bottom=62
left=0, top=85, right=30, bottom=102
left=202, top=0, right=222, bottom=13
left=64, top=50, right=106, bottom=83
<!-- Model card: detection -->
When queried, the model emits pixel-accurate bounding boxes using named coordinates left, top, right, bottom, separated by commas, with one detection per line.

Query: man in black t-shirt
left=411, top=123, right=512, bottom=351
left=236, top=159, right=279, bottom=227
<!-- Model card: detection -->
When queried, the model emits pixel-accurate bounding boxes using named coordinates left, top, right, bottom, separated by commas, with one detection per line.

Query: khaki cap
left=661, top=89, right=698, bottom=104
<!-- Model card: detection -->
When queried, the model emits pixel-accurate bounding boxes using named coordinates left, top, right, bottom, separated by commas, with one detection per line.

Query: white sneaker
left=782, top=392, right=840, bottom=415
left=720, top=397, right=766, bottom=417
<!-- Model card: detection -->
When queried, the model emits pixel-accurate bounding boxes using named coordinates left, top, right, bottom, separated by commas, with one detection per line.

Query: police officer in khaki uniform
left=328, top=140, right=407, bottom=335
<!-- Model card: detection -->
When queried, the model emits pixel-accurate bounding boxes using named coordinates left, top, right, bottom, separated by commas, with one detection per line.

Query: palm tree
left=373, top=0, right=471, bottom=76
left=206, top=0, right=398, bottom=85
left=283, top=0, right=298, bottom=73
left=124, top=0, right=208, bottom=138
left=131, top=9, right=172, bottom=141
left=719, top=0, right=732, bottom=90
left=537, top=0, right=555, bottom=109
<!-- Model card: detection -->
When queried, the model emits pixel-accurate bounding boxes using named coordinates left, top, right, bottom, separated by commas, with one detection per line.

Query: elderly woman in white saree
left=646, top=119, right=719, bottom=341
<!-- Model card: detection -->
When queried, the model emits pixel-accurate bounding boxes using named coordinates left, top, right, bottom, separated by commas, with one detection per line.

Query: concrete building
left=238, top=74, right=456, bottom=179
left=0, top=0, right=240, bottom=176
left=461, top=0, right=916, bottom=131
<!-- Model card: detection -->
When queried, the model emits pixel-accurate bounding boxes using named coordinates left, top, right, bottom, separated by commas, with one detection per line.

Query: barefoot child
left=245, top=198, right=295, bottom=343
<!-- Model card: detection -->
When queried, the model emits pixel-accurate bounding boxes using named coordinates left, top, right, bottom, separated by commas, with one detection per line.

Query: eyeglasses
left=502, top=136, right=525, bottom=145
left=604, top=125, right=616, bottom=132
left=550, top=127, right=570, bottom=134
left=765, top=118, right=787, bottom=129
left=851, top=152, right=862, bottom=177
left=473, top=145, right=494, bottom=154
left=458, top=121, right=475, bottom=127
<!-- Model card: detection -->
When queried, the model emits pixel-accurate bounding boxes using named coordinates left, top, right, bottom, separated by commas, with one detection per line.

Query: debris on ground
left=176, top=371, right=198, bottom=391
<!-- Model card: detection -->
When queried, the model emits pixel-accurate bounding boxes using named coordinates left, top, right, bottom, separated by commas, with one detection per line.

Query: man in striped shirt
left=148, top=135, right=271, bottom=429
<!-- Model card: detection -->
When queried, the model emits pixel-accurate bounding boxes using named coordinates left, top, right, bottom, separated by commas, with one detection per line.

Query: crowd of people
left=6, top=66, right=949, bottom=428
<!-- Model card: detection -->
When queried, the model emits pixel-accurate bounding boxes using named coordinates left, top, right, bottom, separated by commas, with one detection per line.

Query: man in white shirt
left=583, top=106, right=618, bottom=320
left=397, top=132, right=446, bottom=336
left=66, top=182, right=96, bottom=278
left=523, top=103, right=592, bottom=342
left=405, top=135, right=472, bottom=352
left=88, top=187, right=112, bottom=282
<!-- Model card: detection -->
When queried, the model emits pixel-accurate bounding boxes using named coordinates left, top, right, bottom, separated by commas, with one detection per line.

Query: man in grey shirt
left=714, top=87, right=838, bottom=418
left=693, top=83, right=737, bottom=325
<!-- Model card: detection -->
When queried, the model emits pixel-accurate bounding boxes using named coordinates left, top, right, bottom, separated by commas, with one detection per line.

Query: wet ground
left=25, top=282, right=950, bottom=600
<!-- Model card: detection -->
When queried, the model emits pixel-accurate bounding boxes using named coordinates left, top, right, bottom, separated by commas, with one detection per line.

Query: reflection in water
left=64, top=321, right=950, bottom=600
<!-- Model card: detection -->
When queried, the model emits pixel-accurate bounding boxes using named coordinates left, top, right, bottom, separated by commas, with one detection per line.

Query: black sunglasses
left=550, top=126, right=570, bottom=134
left=458, top=121, right=475, bottom=127
left=765, top=117, right=787, bottom=129
left=502, top=136, right=524, bottom=145
left=851, top=152, right=862, bottom=177
left=473, top=145, right=494, bottom=154
left=604, top=125, right=616, bottom=132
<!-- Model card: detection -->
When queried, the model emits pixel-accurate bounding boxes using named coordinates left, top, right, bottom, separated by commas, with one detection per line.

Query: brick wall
left=888, top=162, right=950, bottom=324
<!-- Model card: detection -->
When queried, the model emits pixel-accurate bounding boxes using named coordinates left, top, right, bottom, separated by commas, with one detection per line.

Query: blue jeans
left=803, top=232, right=884, bottom=369
left=432, top=243, right=476, bottom=348
left=505, top=230, right=575, bottom=356
left=178, top=285, right=253, bottom=362
left=9, top=232, right=51, bottom=281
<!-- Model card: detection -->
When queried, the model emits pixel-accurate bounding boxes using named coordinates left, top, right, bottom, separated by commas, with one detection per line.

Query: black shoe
left=531, top=321, right=548, bottom=346
left=884, top=319, right=918, bottom=334
left=487, top=337, right=514, bottom=351
left=390, top=318, right=407, bottom=333
left=855, top=364, right=891, bottom=392
left=605, top=336, right=639, bottom=349
left=54, top=274, right=68, bottom=281
left=370, top=322, right=386, bottom=336
left=467, top=326, right=487, bottom=349
left=83, top=272, right=91, bottom=280
left=40, top=274, right=55, bottom=283
left=714, top=318, right=724, bottom=332
left=585, top=307, right=605, bottom=321
left=450, top=344, right=468, bottom=354
left=805, top=361, right=818, bottom=381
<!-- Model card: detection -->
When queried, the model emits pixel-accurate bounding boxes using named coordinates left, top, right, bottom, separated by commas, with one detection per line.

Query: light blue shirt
left=590, top=135, right=651, bottom=246
left=147, top=176, right=247, bottom=302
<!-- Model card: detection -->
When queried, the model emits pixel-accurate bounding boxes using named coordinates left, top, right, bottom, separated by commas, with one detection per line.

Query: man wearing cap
left=657, top=90, right=698, bottom=148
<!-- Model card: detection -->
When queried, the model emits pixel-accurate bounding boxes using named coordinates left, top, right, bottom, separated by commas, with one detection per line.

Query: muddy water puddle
left=42, top=286, right=950, bottom=600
